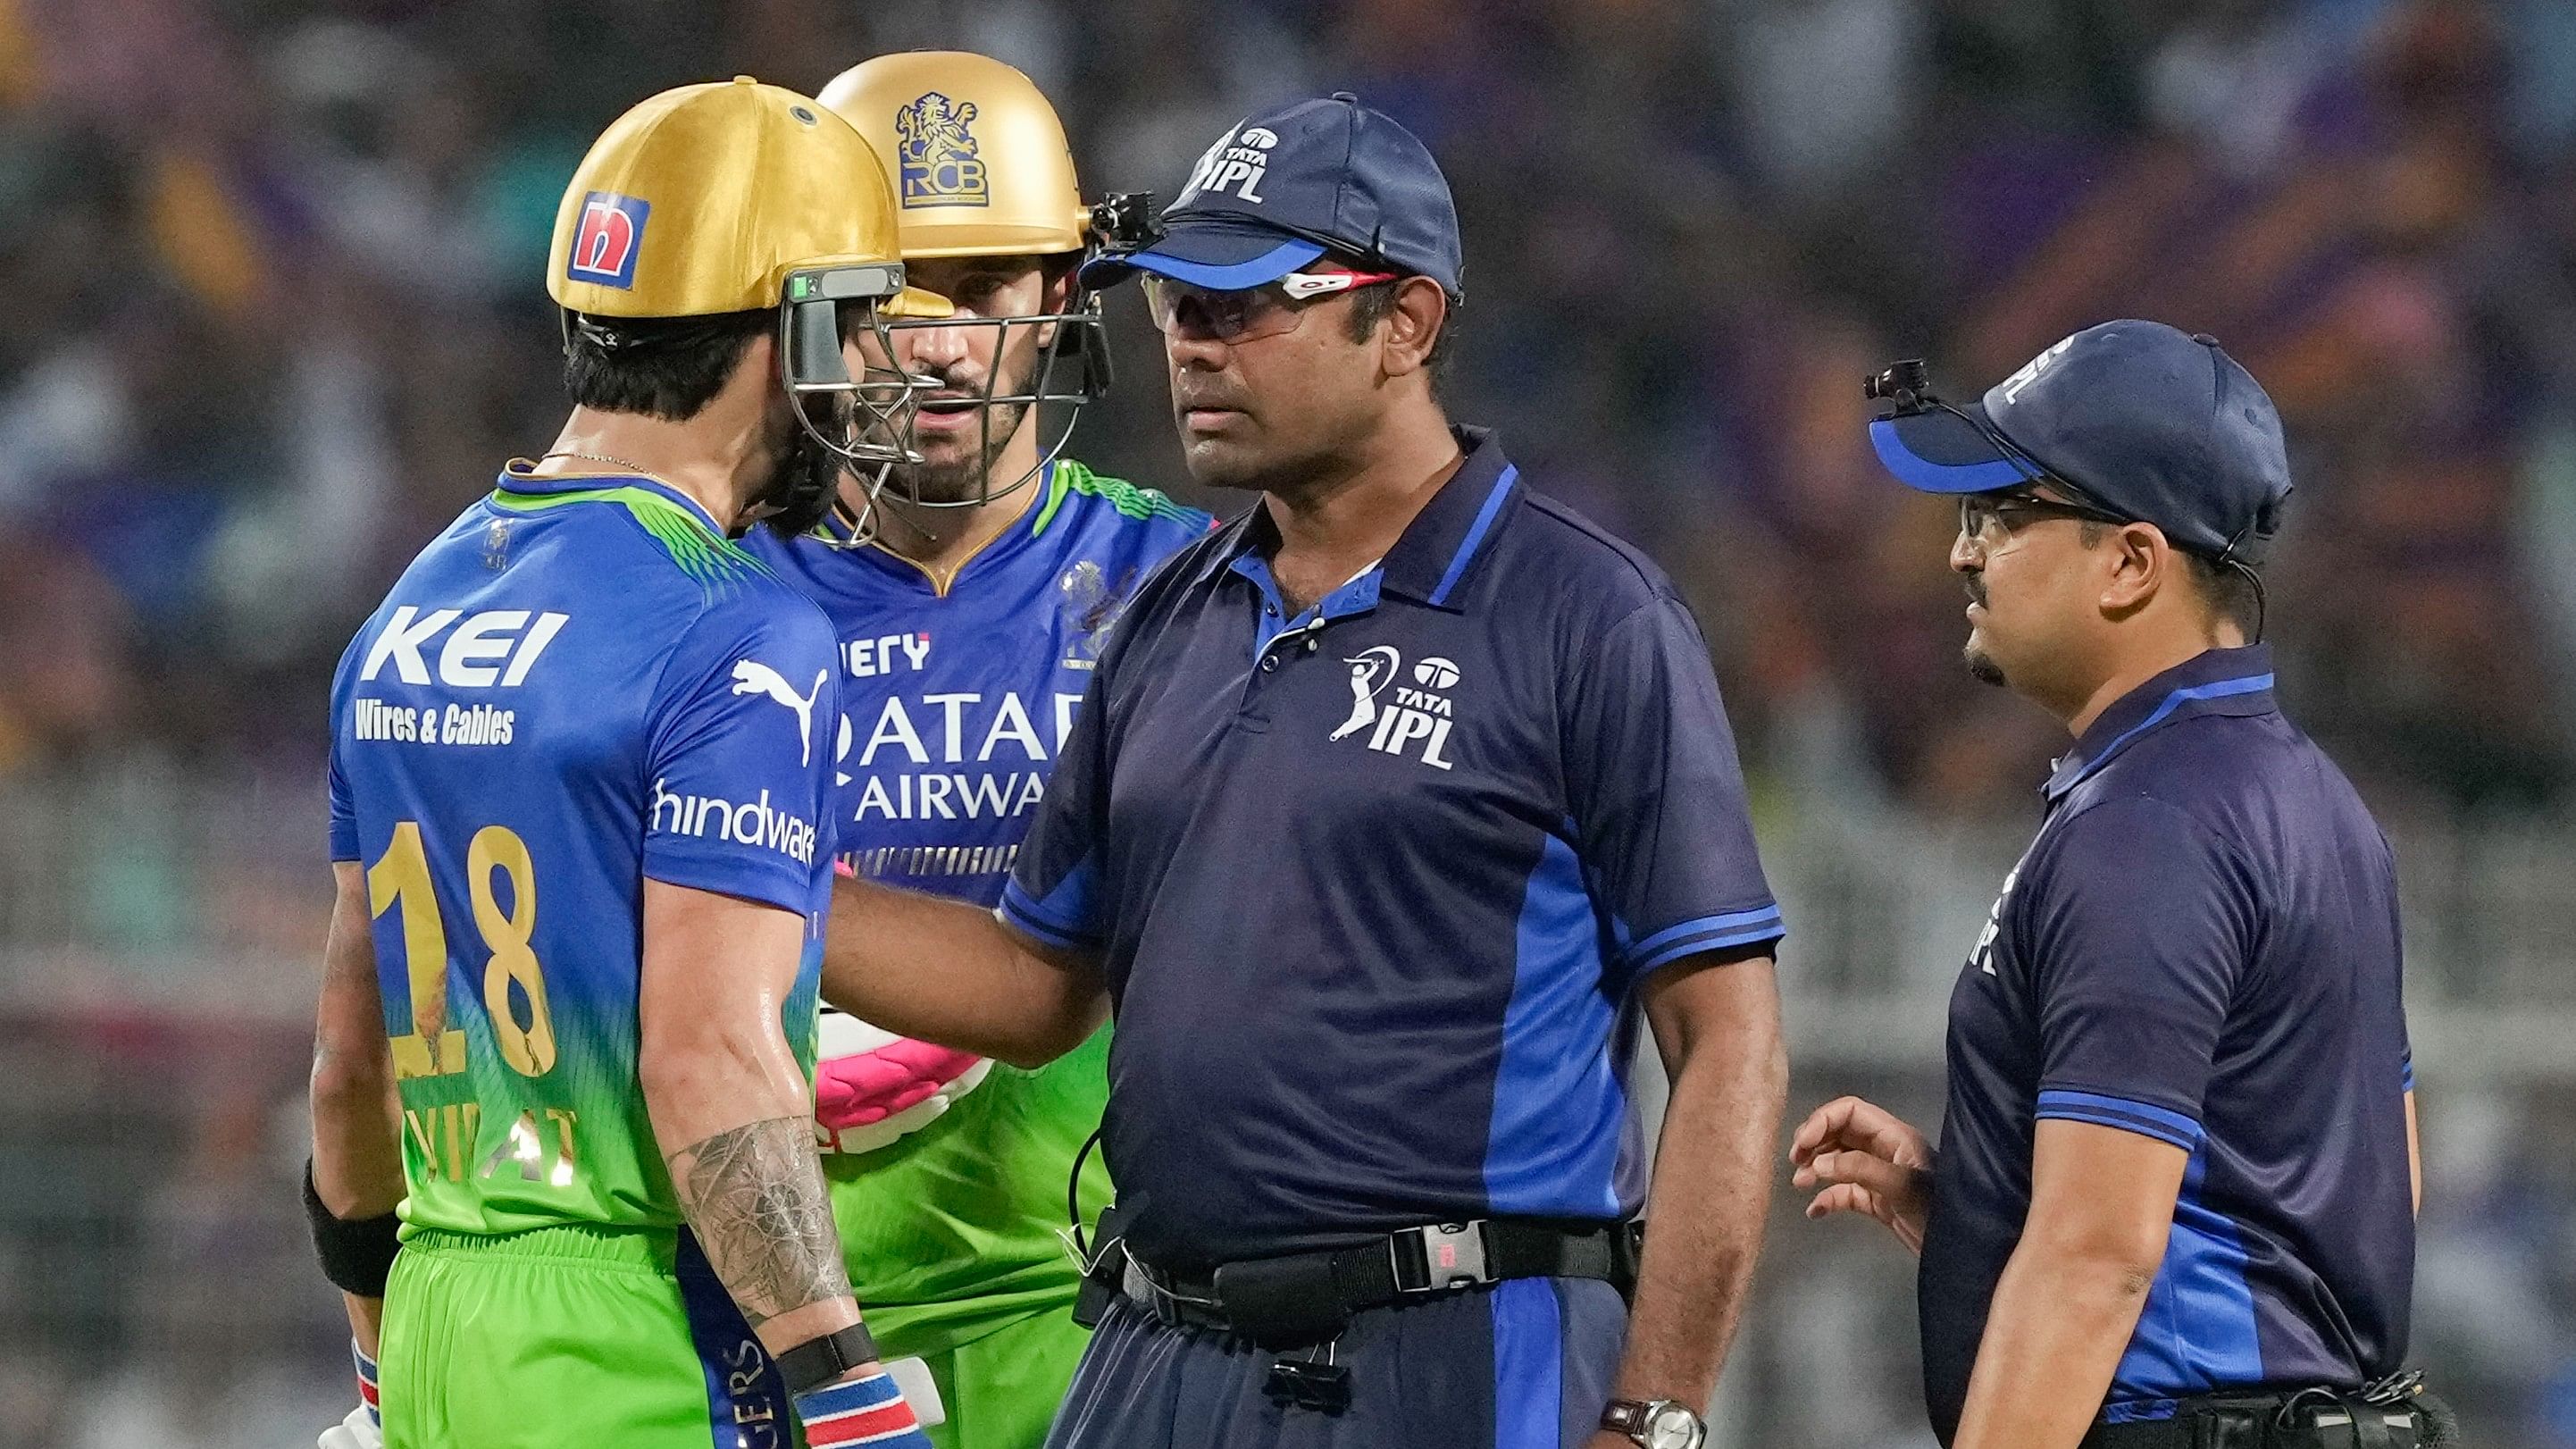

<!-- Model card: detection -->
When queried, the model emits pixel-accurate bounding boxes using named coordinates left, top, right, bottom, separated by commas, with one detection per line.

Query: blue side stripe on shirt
left=2035, top=1090, right=2204, bottom=1150
left=2112, top=1148, right=2263, bottom=1401
left=1428, top=465, right=1519, bottom=606
left=1487, top=833, right=1624, bottom=1219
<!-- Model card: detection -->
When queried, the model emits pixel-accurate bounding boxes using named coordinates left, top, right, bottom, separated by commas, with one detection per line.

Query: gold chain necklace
left=538, top=449, right=676, bottom=487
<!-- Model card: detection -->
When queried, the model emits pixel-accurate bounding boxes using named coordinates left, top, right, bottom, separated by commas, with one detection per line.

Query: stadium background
left=2, top=0, right=2572, bottom=1444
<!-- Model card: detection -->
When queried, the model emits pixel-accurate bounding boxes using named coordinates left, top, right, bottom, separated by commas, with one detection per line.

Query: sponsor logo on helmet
left=895, top=92, right=990, bottom=208
left=566, top=191, right=650, bottom=289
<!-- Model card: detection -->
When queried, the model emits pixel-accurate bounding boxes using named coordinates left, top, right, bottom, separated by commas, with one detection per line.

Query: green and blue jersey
left=328, top=464, right=841, bottom=1238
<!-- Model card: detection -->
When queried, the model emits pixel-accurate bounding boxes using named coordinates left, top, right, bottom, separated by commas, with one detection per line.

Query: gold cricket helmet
left=807, top=53, right=1136, bottom=526
left=547, top=76, right=945, bottom=318
left=816, top=51, right=1088, bottom=257
left=546, top=77, right=948, bottom=533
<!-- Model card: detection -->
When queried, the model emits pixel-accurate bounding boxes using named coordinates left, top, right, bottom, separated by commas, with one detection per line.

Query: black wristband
left=302, top=1158, right=402, bottom=1297
left=776, top=1323, right=880, bottom=1397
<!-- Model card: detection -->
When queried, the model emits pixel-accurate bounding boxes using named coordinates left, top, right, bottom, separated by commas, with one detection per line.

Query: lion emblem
left=895, top=92, right=990, bottom=207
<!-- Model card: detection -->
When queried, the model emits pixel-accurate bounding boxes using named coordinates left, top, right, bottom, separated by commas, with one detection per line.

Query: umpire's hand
left=1790, top=1097, right=1935, bottom=1254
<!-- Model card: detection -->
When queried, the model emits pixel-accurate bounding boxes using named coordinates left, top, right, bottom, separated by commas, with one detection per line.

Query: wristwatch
left=1601, top=1398, right=1707, bottom=1449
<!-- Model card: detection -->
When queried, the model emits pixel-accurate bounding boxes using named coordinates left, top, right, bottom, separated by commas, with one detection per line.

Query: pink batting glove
left=811, top=1011, right=991, bottom=1152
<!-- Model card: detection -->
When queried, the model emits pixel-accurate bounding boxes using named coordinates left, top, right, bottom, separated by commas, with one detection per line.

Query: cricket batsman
left=304, top=78, right=942, bottom=1449
left=739, top=52, right=1211, bottom=1449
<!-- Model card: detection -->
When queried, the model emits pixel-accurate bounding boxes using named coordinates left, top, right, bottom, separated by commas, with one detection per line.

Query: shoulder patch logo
left=732, top=658, right=827, bottom=766
left=895, top=92, right=989, bottom=208
left=566, top=191, right=649, bottom=289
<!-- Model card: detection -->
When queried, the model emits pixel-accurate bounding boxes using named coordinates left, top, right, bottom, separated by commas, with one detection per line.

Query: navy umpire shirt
left=999, top=427, right=1784, bottom=1270
left=1919, top=643, right=2414, bottom=1441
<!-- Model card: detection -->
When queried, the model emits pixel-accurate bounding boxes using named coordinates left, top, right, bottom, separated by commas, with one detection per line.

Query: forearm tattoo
left=665, top=1116, right=852, bottom=1326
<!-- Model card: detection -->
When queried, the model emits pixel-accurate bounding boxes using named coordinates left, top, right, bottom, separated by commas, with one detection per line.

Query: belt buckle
left=1393, top=1222, right=1491, bottom=1294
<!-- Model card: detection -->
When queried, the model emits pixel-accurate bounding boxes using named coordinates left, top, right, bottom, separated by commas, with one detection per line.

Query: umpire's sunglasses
left=1142, top=263, right=1401, bottom=343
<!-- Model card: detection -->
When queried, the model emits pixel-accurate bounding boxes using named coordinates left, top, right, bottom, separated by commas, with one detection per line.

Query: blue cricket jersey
left=741, top=459, right=1212, bottom=903
left=327, top=464, right=841, bottom=1237
left=1920, top=644, right=2415, bottom=1439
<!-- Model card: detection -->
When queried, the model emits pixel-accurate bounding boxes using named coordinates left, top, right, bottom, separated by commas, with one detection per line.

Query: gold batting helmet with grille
left=812, top=54, right=1143, bottom=523
left=548, top=73, right=941, bottom=318
left=546, top=76, right=948, bottom=537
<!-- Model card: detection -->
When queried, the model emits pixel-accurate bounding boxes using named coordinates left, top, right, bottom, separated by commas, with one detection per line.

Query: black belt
left=1120, top=1218, right=1643, bottom=1350
left=2080, top=1377, right=2455, bottom=1449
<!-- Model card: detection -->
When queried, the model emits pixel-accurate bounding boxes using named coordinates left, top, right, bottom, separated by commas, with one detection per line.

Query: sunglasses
left=1141, top=264, right=1402, bottom=343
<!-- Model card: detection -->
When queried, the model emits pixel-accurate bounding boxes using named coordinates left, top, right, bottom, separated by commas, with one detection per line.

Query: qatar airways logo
left=649, top=779, right=817, bottom=866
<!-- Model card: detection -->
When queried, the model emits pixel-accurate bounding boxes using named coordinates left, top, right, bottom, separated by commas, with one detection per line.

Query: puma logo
left=731, top=659, right=827, bottom=766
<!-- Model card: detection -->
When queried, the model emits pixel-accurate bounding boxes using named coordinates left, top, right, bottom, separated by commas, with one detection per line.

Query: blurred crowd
left=3, top=0, right=2575, bottom=824
left=5, top=1, right=2576, bottom=1446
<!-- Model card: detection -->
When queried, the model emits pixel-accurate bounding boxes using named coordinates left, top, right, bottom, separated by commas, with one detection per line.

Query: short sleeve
left=328, top=747, right=358, bottom=862
left=2029, top=796, right=2254, bottom=1152
left=999, top=667, right=1108, bottom=952
left=1566, top=594, right=1782, bottom=991
left=327, top=630, right=363, bottom=862
left=641, top=595, right=841, bottom=914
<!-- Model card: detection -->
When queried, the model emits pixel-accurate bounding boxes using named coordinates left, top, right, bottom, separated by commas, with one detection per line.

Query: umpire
left=1792, top=322, right=2442, bottom=1449
left=820, top=94, right=1786, bottom=1449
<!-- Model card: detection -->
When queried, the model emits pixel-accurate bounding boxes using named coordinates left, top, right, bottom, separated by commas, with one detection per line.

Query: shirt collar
left=497, top=460, right=728, bottom=536
left=2044, top=643, right=2279, bottom=802
left=1187, top=426, right=1522, bottom=613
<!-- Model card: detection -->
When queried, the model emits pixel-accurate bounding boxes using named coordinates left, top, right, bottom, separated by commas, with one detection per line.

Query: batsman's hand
left=1790, top=1095, right=1935, bottom=1254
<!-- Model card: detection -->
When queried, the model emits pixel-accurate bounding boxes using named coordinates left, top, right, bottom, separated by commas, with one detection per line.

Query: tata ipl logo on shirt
left=895, top=92, right=988, bottom=207
left=565, top=191, right=649, bottom=289
left=1328, top=646, right=1459, bottom=770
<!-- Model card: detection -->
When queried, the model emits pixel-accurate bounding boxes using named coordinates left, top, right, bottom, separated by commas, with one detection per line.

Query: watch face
left=1643, top=1404, right=1703, bottom=1449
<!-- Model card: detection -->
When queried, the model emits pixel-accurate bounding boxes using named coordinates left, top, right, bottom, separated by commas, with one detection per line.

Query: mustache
left=1964, top=576, right=1989, bottom=607
left=1173, top=385, right=1248, bottom=414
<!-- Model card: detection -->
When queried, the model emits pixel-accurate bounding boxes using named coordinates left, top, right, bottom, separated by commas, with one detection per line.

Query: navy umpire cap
left=1870, top=320, right=2293, bottom=560
left=1081, top=92, right=1465, bottom=299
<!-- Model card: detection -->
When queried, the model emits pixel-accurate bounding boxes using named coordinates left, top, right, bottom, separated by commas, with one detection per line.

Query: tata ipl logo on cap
left=895, top=92, right=989, bottom=207
left=1177, top=123, right=1279, bottom=206
left=566, top=191, right=649, bottom=289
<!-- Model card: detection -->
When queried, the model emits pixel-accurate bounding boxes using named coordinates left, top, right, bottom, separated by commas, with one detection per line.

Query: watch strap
left=775, top=1323, right=880, bottom=1396
left=1602, top=1399, right=1651, bottom=1436
left=1601, top=1398, right=1702, bottom=1446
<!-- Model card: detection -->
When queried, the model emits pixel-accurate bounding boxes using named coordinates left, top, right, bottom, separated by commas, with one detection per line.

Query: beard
left=1960, top=574, right=2006, bottom=685
left=1963, top=641, right=2008, bottom=687
left=887, top=395, right=1032, bottom=505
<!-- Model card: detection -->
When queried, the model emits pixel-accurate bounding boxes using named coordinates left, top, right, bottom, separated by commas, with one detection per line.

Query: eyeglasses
left=1958, top=489, right=2135, bottom=549
left=1141, top=264, right=1401, bottom=343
